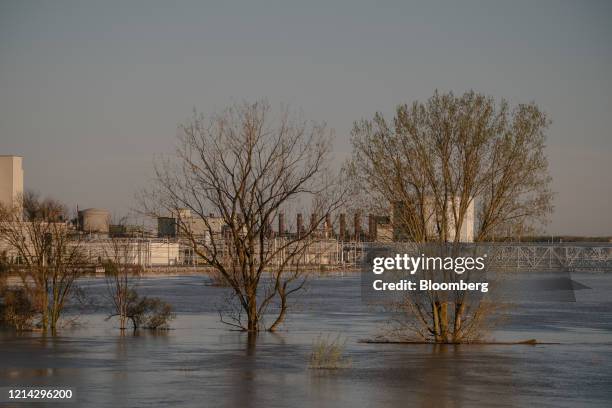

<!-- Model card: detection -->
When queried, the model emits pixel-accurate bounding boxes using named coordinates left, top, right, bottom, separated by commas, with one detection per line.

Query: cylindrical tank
left=78, top=208, right=110, bottom=233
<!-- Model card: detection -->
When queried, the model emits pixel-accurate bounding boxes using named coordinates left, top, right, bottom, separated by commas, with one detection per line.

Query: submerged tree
left=350, top=91, right=553, bottom=342
left=102, top=223, right=142, bottom=331
left=0, top=251, right=37, bottom=330
left=143, top=101, right=345, bottom=332
left=101, top=217, right=174, bottom=332
left=126, top=294, right=175, bottom=331
left=0, top=192, right=86, bottom=335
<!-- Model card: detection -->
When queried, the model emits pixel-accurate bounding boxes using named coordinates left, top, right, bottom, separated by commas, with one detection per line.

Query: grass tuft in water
left=308, top=334, right=352, bottom=369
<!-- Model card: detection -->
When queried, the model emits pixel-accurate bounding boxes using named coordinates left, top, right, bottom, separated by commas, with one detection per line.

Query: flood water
left=1, top=272, right=612, bottom=407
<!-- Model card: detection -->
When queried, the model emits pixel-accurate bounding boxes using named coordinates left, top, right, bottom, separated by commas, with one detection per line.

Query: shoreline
left=3, top=266, right=362, bottom=285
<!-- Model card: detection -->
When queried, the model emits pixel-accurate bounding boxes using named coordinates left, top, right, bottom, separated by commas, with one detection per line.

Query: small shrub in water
left=128, top=295, right=175, bottom=330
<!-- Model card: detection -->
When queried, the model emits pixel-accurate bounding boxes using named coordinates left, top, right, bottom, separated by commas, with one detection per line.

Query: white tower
left=0, top=155, right=24, bottom=214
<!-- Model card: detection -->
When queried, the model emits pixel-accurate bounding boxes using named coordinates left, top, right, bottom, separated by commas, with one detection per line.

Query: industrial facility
left=0, top=155, right=476, bottom=271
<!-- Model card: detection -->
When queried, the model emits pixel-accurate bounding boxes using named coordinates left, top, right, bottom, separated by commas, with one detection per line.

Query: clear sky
left=1, top=0, right=610, bottom=235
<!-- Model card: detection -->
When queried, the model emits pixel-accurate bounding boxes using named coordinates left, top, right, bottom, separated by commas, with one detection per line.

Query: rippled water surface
left=1, top=273, right=612, bottom=407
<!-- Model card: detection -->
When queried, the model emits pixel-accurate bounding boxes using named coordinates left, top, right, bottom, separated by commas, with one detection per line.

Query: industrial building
left=158, top=208, right=225, bottom=240
left=1, top=154, right=475, bottom=272
left=392, top=197, right=475, bottom=242
left=80, top=238, right=180, bottom=267
left=0, top=155, right=179, bottom=268
left=423, top=197, right=475, bottom=242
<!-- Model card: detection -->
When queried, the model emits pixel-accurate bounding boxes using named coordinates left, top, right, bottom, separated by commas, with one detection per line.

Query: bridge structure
left=484, top=243, right=612, bottom=272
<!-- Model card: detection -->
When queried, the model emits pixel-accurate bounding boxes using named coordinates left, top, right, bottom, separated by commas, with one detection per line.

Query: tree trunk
left=432, top=302, right=442, bottom=343
left=41, top=290, right=49, bottom=334
left=453, top=302, right=465, bottom=342
left=50, top=306, right=58, bottom=336
left=246, top=331, right=257, bottom=355
left=439, top=302, right=448, bottom=342
left=268, top=291, right=287, bottom=332
left=51, top=295, right=63, bottom=336
left=247, top=294, right=258, bottom=332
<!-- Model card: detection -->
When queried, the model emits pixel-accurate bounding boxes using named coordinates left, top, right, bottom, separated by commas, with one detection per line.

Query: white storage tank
left=79, top=208, right=110, bottom=233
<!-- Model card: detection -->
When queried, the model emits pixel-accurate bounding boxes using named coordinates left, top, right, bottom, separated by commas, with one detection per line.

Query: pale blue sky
left=1, top=0, right=610, bottom=235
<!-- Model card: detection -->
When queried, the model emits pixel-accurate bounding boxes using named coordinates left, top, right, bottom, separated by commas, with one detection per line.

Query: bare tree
left=351, top=91, right=553, bottom=342
left=0, top=192, right=86, bottom=335
left=143, top=101, right=345, bottom=332
left=102, top=218, right=143, bottom=331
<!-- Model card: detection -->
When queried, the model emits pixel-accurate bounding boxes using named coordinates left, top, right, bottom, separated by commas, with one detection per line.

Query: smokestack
left=339, top=213, right=346, bottom=241
left=369, top=214, right=377, bottom=241
left=310, top=213, right=318, bottom=237
left=354, top=211, right=361, bottom=240
left=308, top=213, right=321, bottom=237
left=278, top=212, right=285, bottom=236
left=297, top=213, right=304, bottom=237
left=325, top=213, right=332, bottom=238
left=264, top=214, right=273, bottom=238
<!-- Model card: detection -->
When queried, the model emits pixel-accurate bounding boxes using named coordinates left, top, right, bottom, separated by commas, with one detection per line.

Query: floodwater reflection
left=0, top=273, right=611, bottom=407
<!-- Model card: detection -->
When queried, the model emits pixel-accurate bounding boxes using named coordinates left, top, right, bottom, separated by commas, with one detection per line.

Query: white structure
left=0, top=155, right=24, bottom=214
left=78, top=208, right=111, bottom=233
left=148, top=241, right=180, bottom=265
left=393, top=196, right=475, bottom=242
left=425, top=196, right=475, bottom=242
left=81, top=239, right=180, bottom=267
